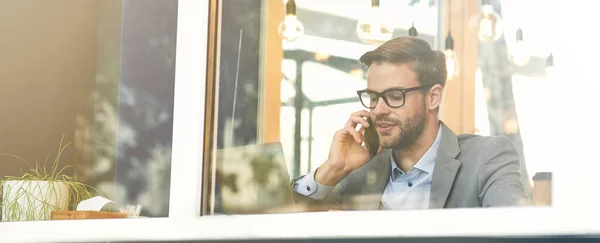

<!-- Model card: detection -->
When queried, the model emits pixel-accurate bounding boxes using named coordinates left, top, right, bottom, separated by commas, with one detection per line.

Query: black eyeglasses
left=356, top=85, right=433, bottom=109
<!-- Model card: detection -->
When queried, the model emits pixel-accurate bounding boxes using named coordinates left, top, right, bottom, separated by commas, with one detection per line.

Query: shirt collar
left=390, top=124, right=442, bottom=176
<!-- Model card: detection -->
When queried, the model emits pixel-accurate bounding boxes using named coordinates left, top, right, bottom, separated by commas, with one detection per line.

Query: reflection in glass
left=216, top=143, right=294, bottom=214
left=278, top=0, right=304, bottom=42
left=444, top=33, right=460, bottom=81
left=209, top=0, right=445, bottom=215
left=470, top=4, right=504, bottom=42
left=278, top=15, right=305, bottom=42
left=356, top=3, right=393, bottom=45
left=207, top=0, right=556, bottom=215
left=0, top=0, right=176, bottom=220
left=507, top=28, right=530, bottom=66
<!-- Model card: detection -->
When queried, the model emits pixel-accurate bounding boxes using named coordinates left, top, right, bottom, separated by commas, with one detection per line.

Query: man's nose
left=372, top=97, right=391, bottom=115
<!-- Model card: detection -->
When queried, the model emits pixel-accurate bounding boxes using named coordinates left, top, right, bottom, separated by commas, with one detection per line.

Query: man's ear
left=427, top=84, right=444, bottom=111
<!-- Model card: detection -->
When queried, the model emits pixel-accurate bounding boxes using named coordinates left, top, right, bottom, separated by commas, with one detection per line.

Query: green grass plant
left=0, top=134, right=98, bottom=221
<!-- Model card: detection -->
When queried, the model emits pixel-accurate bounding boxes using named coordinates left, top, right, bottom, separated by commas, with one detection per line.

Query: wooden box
left=51, top=211, right=127, bottom=220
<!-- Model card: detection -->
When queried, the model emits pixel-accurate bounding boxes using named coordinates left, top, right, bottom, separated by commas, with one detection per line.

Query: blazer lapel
left=354, top=149, right=392, bottom=210
left=429, top=123, right=462, bottom=209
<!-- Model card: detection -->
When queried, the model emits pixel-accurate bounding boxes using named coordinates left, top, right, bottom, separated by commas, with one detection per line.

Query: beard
left=374, top=104, right=426, bottom=150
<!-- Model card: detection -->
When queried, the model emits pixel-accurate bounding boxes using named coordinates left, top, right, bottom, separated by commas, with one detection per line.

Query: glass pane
left=0, top=0, right=177, bottom=221
left=205, top=0, right=551, bottom=215
left=472, top=0, right=558, bottom=206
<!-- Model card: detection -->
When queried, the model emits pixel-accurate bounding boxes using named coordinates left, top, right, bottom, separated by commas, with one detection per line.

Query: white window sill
left=2, top=207, right=593, bottom=242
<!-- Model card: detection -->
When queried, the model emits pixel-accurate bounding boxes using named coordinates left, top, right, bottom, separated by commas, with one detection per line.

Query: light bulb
left=444, top=33, right=459, bottom=81
left=356, top=4, right=393, bottom=45
left=508, top=40, right=530, bottom=66
left=444, top=50, right=460, bottom=80
left=278, top=0, right=304, bottom=42
left=507, top=28, right=530, bottom=66
left=470, top=4, right=504, bottom=42
left=278, top=15, right=304, bottom=42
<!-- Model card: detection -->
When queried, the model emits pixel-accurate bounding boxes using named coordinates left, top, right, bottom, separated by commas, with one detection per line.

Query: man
left=292, top=36, right=531, bottom=210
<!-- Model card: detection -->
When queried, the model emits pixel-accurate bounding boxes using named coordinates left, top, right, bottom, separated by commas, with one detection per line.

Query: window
left=0, top=0, right=178, bottom=220
left=202, top=0, right=552, bottom=215
left=3, top=0, right=599, bottom=242
left=472, top=0, right=562, bottom=206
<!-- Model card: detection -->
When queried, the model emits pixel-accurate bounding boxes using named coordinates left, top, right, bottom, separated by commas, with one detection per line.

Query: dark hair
left=359, top=36, right=447, bottom=87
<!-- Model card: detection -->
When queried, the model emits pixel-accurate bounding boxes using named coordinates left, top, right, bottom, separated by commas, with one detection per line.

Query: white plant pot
left=1, top=180, right=69, bottom=221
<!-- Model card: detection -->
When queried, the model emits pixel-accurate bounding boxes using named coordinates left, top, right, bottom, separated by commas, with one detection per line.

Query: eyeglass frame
left=356, top=84, right=434, bottom=109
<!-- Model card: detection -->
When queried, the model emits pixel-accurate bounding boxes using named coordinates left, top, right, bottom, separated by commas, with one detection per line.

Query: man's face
left=366, top=62, right=427, bottom=149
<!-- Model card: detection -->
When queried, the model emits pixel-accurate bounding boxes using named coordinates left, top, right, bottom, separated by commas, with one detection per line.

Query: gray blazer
left=293, top=123, right=532, bottom=210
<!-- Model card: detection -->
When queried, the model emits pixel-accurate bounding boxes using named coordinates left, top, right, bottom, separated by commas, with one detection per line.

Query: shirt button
left=306, top=186, right=311, bottom=191
left=407, top=182, right=413, bottom=187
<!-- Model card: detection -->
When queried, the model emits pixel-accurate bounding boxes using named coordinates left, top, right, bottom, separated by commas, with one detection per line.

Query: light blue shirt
left=294, top=125, right=442, bottom=210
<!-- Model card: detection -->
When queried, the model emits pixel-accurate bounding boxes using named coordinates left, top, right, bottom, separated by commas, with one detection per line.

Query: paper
left=76, top=196, right=114, bottom=211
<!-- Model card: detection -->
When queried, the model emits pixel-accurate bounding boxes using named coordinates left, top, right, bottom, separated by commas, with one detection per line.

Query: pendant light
left=471, top=0, right=504, bottom=42
left=444, top=0, right=459, bottom=80
left=408, top=22, right=418, bottom=36
left=356, top=0, right=393, bottom=45
left=406, top=1, right=420, bottom=37
left=507, top=27, right=530, bottom=66
left=278, top=0, right=305, bottom=42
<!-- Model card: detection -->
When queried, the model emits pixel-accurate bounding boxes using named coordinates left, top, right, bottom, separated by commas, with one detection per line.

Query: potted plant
left=0, top=135, right=97, bottom=221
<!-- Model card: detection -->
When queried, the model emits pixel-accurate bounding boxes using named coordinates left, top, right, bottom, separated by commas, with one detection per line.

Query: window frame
left=3, top=0, right=596, bottom=242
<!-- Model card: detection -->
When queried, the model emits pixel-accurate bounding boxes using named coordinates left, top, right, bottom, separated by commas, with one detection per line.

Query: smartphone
left=364, top=118, right=380, bottom=158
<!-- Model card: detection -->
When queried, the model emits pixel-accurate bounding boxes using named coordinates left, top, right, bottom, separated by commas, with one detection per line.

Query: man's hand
left=315, top=110, right=372, bottom=186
